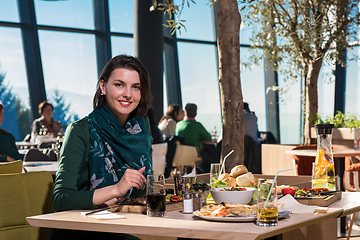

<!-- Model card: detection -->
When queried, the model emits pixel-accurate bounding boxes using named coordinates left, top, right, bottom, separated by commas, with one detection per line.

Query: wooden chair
left=0, top=171, right=54, bottom=240
left=290, top=144, right=317, bottom=175
left=343, top=162, right=360, bottom=240
left=0, top=159, right=23, bottom=174
left=172, top=141, right=202, bottom=175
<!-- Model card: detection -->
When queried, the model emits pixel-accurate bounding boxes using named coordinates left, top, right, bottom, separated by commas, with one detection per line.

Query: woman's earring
left=101, top=91, right=104, bottom=96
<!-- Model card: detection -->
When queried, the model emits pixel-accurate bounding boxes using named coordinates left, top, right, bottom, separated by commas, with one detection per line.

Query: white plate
left=193, top=210, right=291, bottom=222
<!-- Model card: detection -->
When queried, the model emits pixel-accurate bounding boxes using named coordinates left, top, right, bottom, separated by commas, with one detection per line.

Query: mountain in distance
left=13, top=87, right=93, bottom=118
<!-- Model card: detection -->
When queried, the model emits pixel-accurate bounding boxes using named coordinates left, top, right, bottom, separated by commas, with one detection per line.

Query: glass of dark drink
left=146, top=174, right=166, bottom=217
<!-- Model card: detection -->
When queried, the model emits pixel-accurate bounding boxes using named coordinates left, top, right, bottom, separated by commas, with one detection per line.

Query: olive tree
left=242, top=0, right=360, bottom=144
left=154, top=0, right=244, bottom=170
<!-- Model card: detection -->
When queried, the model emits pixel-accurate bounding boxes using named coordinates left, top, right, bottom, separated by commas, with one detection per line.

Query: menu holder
left=294, top=192, right=341, bottom=207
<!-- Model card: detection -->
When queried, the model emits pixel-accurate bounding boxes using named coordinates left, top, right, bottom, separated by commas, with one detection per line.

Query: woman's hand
left=92, top=167, right=146, bottom=206
left=114, top=167, right=146, bottom=196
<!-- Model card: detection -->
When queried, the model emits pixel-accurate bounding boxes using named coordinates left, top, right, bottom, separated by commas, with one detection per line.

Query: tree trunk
left=304, top=60, right=322, bottom=145
left=217, top=0, right=244, bottom=172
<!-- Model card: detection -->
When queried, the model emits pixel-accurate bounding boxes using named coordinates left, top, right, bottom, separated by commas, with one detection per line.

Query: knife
left=85, top=200, right=135, bottom=216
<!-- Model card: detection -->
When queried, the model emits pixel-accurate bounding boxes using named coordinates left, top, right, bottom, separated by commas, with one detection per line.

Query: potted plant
left=311, top=112, right=360, bottom=150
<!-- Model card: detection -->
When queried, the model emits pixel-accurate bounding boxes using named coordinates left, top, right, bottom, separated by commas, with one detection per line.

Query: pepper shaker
left=192, top=192, right=202, bottom=211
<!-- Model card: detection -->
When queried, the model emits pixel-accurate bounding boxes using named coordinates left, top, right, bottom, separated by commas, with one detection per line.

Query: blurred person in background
left=243, top=102, right=260, bottom=147
left=30, top=101, right=63, bottom=142
left=0, top=102, right=23, bottom=162
left=158, top=103, right=183, bottom=136
left=175, top=103, right=211, bottom=173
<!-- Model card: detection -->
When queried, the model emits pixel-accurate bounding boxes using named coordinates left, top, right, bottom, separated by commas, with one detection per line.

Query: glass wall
left=109, top=0, right=134, bottom=33
left=34, top=0, right=94, bottom=30
left=177, top=42, right=221, bottom=134
left=346, top=46, right=360, bottom=115
left=38, top=30, right=97, bottom=123
left=240, top=47, right=266, bottom=132
left=0, top=0, right=19, bottom=22
left=173, top=0, right=215, bottom=41
left=0, top=27, right=29, bottom=140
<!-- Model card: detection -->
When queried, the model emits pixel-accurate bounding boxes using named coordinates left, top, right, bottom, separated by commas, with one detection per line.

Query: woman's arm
left=92, top=167, right=146, bottom=205
left=53, top=119, right=96, bottom=211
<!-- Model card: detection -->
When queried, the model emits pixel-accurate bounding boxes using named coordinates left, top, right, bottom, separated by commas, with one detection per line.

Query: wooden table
left=26, top=192, right=360, bottom=240
left=23, top=161, right=58, bottom=175
left=285, top=148, right=360, bottom=234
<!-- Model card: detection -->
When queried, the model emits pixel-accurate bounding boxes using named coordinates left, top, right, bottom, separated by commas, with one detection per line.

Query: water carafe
left=314, top=124, right=336, bottom=190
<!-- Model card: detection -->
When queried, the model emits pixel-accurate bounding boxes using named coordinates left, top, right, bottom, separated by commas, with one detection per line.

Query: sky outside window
left=174, top=0, right=215, bottom=41
left=38, top=30, right=97, bottom=118
left=177, top=42, right=220, bottom=133
left=0, top=0, right=19, bottom=22
left=34, top=0, right=94, bottom=29
left=109, top=0, right=134, bottom=33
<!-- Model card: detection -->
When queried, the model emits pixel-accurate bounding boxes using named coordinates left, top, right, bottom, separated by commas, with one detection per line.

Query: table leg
left=335, top=157, right=347, bottom=234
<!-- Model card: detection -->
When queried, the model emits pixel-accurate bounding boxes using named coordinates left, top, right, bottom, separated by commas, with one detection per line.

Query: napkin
left=278, top=195, right=328, bottom=215
left=81, top=210, right=126, bottom=220
left=182, top=167, right=196, bottom=177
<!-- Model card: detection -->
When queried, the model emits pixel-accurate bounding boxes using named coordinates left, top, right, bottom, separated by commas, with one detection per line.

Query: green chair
left=0, top=160, right=23, bottom=174
left=0, top=171, right=54, bottom=240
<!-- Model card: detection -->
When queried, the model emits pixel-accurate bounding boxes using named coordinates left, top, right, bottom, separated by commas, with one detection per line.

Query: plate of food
left=193, top=203, right=290, bottom=222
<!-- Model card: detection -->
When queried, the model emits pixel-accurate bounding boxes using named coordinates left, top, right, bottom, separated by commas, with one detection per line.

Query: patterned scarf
left=88, top=105, right=152, bottom=197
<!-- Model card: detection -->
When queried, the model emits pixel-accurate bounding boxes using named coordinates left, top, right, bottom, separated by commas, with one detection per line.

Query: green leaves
left=152, top=0, right=193, bottom=35
left=316, top=111, right=360, bottom=129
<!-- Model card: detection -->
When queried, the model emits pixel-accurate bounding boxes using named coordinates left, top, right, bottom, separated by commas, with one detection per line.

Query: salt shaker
left=192, top=192, right=202, bottom=211
left=182, top=193, right=193, bottom=214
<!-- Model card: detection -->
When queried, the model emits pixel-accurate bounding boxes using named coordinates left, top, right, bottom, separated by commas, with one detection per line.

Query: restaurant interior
left=1, top=0, right=360, bottom=240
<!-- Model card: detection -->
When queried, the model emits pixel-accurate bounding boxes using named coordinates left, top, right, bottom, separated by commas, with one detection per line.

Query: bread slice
left=236, top=172, right=255, bottom=187
left=218, top=173, right=237, bottom=187
left=230, top=165, right=248, bottom=178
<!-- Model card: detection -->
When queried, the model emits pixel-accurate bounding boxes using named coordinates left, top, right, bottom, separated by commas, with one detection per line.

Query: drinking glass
left=210, top=163, right=224, bottom=185
left=146, top=174, right=166, bottom=217
left=312, top=162, right=328, bottom=189
left=256, top=178, right=278, bottom=227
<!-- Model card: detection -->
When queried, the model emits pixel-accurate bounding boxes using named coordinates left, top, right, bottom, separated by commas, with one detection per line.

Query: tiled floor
left=338, top=216, right=360, bottom=239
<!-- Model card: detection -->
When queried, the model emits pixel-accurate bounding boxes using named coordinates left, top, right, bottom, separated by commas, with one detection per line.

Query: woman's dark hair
left=0, top=102, right=3, bottom=111
left=38, top=101, right=54, bottom=115
left=158, top=104, right=181, bottom=124
left=93, top=54, right=152, bottom=117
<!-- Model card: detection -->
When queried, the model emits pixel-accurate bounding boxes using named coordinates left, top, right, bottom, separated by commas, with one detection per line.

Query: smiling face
left=0, top=108, right=4, bottom=127
left=100, top=68, right=141, bottom=126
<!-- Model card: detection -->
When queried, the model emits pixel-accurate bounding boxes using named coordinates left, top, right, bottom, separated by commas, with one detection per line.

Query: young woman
left=158, top=103, right=183, bottom=136
left=52, top=55, right=152, bottom=240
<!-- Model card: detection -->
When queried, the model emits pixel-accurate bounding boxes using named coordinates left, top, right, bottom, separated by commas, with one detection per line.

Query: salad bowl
left=210, top=187, right=256, bottom=205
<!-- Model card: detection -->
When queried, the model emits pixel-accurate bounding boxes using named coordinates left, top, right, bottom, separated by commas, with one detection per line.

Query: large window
left=174, top=0, right=215, bottom=41
left=240, top=47, right=266, bottom=132
left=34, top=0, right=94, bottom=30
left=0, top=0, right=19, bottom=22
left=38, top=30, right=97, bottom=123
left=0, top=27, right=29, bottom=140
left=277, top=70, right=302, bottom=144
left=346, top=46, right=360, bottom=115
left=177, top=42, right=220, bottom=133
left=109, top=0, right=134, bottom=34
left=111, top=36, right=134, bottom=57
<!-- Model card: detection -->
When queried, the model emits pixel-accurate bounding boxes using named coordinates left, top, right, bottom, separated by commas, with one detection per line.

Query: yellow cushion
left=0, top=171, right=54, bottom=240
left=0, top=160, right=23, bottom=174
